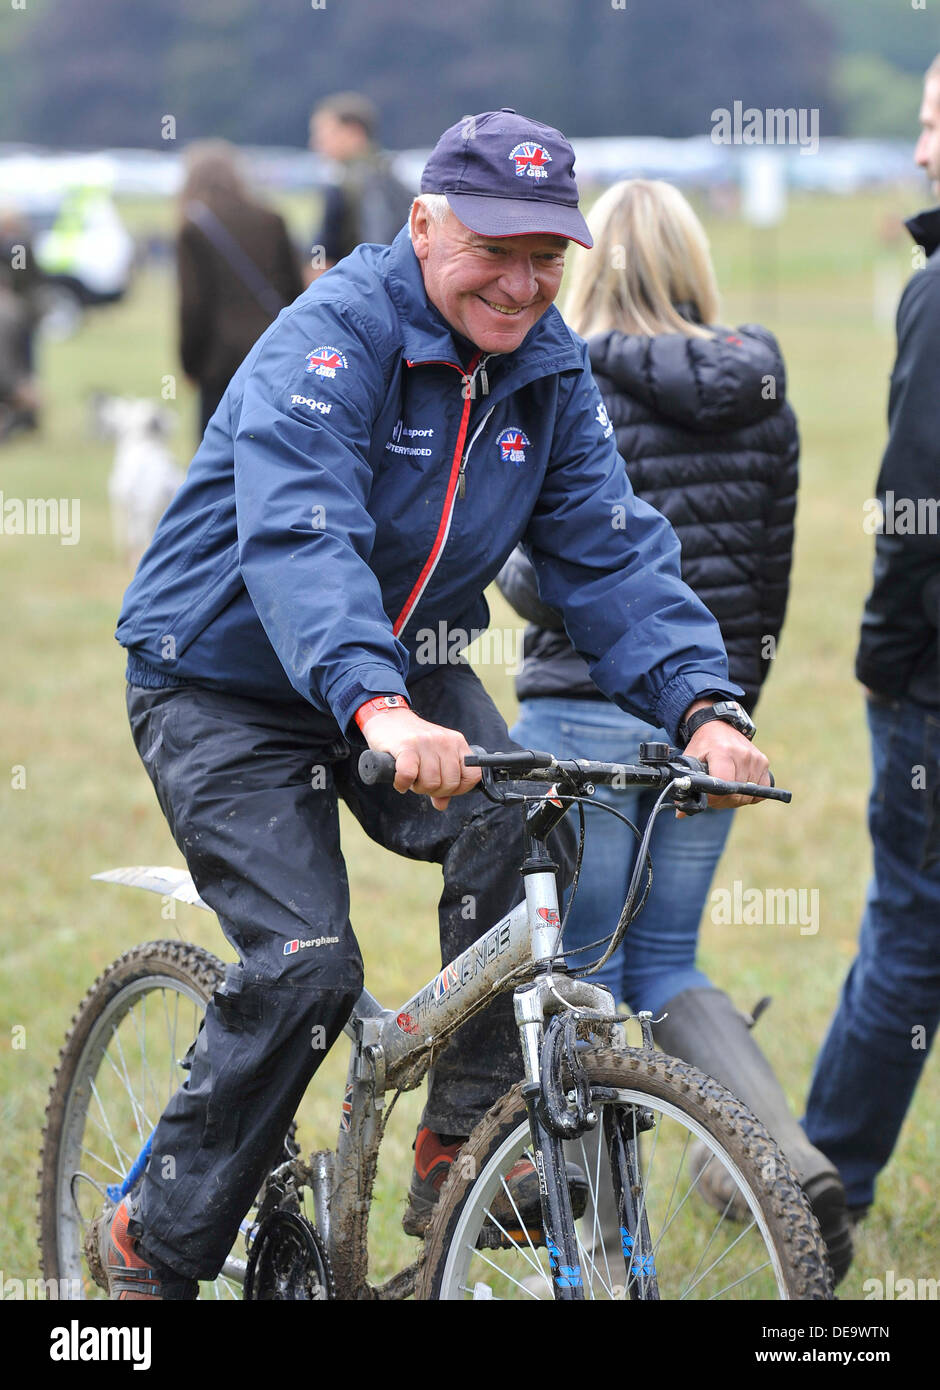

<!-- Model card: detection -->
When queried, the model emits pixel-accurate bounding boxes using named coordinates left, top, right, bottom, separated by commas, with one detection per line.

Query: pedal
left=477, top=1160, right=588, bottom=1250
left=477, top=1222, right=544, bottom=1251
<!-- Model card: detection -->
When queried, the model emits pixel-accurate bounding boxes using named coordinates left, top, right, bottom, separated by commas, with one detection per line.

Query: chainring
left=243, top=1211, right=334, bottom=1301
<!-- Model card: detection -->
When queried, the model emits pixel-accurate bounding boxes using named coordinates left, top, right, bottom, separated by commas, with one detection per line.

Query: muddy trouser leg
left=124, top=683, right=364, bottom=1282
left=335, top=662, right=578, bottom=1138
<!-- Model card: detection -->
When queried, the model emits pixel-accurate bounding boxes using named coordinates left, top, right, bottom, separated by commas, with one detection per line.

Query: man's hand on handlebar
left=681, top=717, right=771, bottom=814
left=360, top=708, right=481, bottom=811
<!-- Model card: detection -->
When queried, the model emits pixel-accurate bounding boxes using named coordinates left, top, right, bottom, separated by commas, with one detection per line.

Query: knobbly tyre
left=37, top=742, right=833, bottom=1300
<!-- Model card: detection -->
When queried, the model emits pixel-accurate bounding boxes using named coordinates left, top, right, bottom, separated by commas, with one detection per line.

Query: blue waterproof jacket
left=116, top=227, right=742, bottom=740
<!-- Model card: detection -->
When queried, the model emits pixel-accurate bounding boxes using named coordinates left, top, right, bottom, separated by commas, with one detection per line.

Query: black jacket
left=497, top=322, right=799, bottom=713
left=855, top=207, right=940, bottom=709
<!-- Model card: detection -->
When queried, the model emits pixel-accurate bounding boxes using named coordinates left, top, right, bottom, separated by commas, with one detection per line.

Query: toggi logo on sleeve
left=290, top=394, right=333, bottom=415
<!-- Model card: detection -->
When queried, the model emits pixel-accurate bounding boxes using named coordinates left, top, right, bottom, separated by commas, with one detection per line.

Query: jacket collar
left=385, top=226, right=582, bottom=378
left=905, top=206, right=940, bottom=258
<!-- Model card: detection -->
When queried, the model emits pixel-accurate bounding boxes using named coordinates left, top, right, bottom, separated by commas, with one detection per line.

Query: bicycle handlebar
left=357, top=747, right=791, bottom=803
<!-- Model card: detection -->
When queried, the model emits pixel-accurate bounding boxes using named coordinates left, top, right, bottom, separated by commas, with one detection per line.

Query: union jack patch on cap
left=509, top=143, right=552, bottom=180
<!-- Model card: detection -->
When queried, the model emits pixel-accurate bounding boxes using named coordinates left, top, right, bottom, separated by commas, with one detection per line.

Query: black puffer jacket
left=497, top=323, right=799, bottom=712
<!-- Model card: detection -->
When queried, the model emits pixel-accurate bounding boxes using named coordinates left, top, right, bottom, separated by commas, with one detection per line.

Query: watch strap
left=353, top=694, right=410, bottom=731
left=680, top=700, right=755, bottom=745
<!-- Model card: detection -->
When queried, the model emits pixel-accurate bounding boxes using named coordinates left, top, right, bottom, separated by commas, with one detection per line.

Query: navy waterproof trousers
left=125, top=663, right=574, bottom=1279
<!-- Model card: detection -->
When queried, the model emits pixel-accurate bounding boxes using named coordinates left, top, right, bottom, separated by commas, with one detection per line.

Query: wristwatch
left=678, top=699, right=756, bottom=747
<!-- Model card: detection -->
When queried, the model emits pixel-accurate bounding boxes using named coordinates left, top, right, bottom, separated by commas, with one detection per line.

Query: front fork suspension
left=516, top=987, right=660, bottom=1302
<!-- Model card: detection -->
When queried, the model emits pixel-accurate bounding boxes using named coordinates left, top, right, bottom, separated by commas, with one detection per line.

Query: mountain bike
left=37, top=742, right=833, bottom=1300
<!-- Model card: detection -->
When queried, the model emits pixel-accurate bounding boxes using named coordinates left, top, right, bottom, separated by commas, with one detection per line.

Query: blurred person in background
left=0, top=206, right=43, bottom=439
left=306, top=91, right=414, bottom=283
left=498, top=178, right=852, bottom=1281
left=178, top=140, right=303, bottom=436
left=802, top=54, right=940, bottom=1226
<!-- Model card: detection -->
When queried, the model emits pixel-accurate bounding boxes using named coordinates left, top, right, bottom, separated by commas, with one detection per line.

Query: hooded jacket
left=497, top=322, right=799, bottom=712
left=116, top=227, right=742, bottom=742
left=855, top=207, right=940, bottom=709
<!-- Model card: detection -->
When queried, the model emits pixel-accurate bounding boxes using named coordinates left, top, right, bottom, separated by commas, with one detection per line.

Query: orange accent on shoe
left=105, top=1200, right=162, bottom=1300
left=413, top=1126, right=464, bottom=1188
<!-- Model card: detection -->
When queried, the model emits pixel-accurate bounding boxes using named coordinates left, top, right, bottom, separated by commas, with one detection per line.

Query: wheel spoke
left=481, top=1183, right=545, bottom=1278
left=88, top=1075, right=133, bottom=1178
left=707, top=1260, right=773, bottom=1299
left=649, top=1141, right=734, bottom=1263
left=679, top=1176, right=743, bottom=1295
left=577, top=1132, right=616, bottom=1297
left=77, top=1144, right=127, bottom=1181
left=680, top=1218, right=760, bottom=1299
left=108, top=1027, right=150, bottom=1137
left=572, top=1214, right=614, bottom=1300
left=469, top=1245, right=545, bottom=1300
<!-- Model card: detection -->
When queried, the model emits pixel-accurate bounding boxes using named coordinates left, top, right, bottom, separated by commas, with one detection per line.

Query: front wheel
left=418, top=1047, right=832, bottom=1301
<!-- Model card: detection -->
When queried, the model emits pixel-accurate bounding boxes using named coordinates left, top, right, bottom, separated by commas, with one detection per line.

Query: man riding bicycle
left=104, top=109, right=767, bottom=1298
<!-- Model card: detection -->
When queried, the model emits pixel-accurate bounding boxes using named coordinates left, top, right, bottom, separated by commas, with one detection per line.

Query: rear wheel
left=37, top=940, right=293, bottom=1301
left=419, top=1047, right=833, bottom=1301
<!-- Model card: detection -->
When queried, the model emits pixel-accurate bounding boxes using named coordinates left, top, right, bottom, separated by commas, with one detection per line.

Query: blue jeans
left=803, top=695, right=940, bottom=1209
left=511, top=698, right=735, bottom=1016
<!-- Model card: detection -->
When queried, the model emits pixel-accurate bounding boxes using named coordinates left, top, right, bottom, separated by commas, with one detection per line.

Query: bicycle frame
left=329, top=872, right=618, bottom=1297
left=95, top=787, right=623, bottom=1301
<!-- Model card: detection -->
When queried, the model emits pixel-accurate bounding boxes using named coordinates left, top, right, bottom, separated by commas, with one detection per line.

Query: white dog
left=96, top=397, right=185, bottom=568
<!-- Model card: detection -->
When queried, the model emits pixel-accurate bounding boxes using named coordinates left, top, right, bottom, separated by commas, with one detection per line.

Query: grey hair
left=411, top=193, right=452, bottom=224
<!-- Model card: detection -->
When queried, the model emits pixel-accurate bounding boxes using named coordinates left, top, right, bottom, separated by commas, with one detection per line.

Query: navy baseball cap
left=420, top=109, right=593, bottom=248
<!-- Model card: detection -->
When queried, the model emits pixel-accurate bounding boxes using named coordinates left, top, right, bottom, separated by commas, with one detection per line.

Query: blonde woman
left=497, top=179, right=851, bottom=1282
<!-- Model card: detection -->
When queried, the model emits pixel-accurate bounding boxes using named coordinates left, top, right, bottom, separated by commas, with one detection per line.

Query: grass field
left=0, top=185, right=936, bottom=1300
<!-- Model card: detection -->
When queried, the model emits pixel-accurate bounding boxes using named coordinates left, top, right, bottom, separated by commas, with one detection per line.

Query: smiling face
left=410, top=201, right=568, bottom=354
left=915, top=74, right=940, bottom=196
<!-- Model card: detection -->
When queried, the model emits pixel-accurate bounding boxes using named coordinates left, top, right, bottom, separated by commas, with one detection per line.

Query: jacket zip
left=392, top=351, right=487, bottom=638
left=458, top=404, right=495, bottom=499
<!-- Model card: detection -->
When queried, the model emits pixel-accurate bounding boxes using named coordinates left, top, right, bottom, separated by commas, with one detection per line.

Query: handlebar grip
left=742, top=782, right=790, bottom=803
left=700, top=776, right=791, bottom=803
left=357, top=750, right=398, bottom=786
left=695, top=757, right=788, bottom=802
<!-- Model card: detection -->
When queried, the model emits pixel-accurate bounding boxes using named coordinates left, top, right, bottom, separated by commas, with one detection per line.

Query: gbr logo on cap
left=509, top=143, right=552, bottom=180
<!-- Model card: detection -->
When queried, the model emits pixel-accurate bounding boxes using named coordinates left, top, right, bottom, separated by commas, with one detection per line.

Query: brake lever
left=662, top=753, right=708, bottom=816
left=467, top=745, right=530, bottom=806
